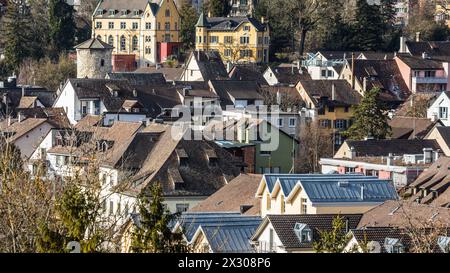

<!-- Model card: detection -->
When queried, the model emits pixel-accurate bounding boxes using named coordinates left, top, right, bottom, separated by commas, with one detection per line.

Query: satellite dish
left=367, top=241, right=381, bottom=253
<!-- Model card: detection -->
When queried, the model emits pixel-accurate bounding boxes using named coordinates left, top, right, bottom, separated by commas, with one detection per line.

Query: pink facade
left=112, top=54, right=137, bottom=72
left=378, top=170, right=392, bottom=179
left=159, top=42, right=181, bottom=62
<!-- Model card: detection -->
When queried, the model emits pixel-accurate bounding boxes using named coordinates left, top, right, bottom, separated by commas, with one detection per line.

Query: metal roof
left=202, top=223, right=260, bottom=253
left=262, top=174, right=398, bottom=203
left=176, top=212, right=261, bottom=242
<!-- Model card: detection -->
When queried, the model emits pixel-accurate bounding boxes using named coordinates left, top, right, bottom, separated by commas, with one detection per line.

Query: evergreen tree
left=350, top=0, right=384, bottom=51
left=48, top=0, right=75, bottom=59
left=131, top=183, right=188, bottom=253
left=205, top=0, right=230, bottom=17
left=29, top=0, right=50, bottom=60
left=343, top=87, right=391, bottom=140
left=2, top=0, right=32, bottom=73
left=313, top=215, right=351, bottom=253
left=179, top=1, right=199, bottom=50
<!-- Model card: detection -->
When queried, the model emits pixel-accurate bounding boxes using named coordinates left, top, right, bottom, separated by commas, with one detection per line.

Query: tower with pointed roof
left=74, top=37, right=114, bottom=79
left=195, top=12, right=209, bottom=52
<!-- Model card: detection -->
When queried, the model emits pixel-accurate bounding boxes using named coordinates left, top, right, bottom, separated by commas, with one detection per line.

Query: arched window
left=132, top=36, right=138, bottom=51
left=120, top=35, right=126, bottom=51
left=165, top=9, right=170, bottom=17
left=96, top=35, right=102, bottom=41
left=108, top=35, right=114, bottom=46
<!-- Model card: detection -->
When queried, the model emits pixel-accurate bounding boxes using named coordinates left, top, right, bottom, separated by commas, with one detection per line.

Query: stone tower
left=74, top=38, right=113, bottom=79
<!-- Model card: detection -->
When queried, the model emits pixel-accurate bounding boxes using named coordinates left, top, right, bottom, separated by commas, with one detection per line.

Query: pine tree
left=343, top=87, right=392, bottom=140
left=351, top=0, right=384, bottom=51
left=29, top=0, right=50, bottom=60
left=179, top=1, right=199, bottom=50
left=2, top=0, right=32, bottom=73
left=48, top=0, right=75, bottom=59
left=206, top=0, right=230, bottom=17
left=313, top=215, right=351, bottom=253
left=130, top=183, right=188, bottom=253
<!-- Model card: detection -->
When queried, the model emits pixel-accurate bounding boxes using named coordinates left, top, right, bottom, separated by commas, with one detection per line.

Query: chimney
left=434, top=149, right=440, bottom=162
left=331, top=83, right=336, bottom=101
left=387, top=153, right=393, bottom=166
left=423, top=148, right=433, bottom=163
left=416, top=32, right=421, bottom=42
left=226, top=61, right=232, bottom=73
left=276, top=91, right=281, bottom=105
left=399, top=36, right=407, bottom=53
left=261, top=17, right=265, bottom=24
left=208, top=11, right=211, bottom=18
left=422, top=52, right=428, bottom=59
left=349, top=146, right=356, bottom=159
left=297, top=60, right=301, bottom=71
left=351, top=52, right=355, bottom=89
left=291, top=64, right=294, bottom=74
left=363, top=77, right=368, bottom=92
left=360, top=185, right=364, bottom=200
left=18, top=112, right=23, bottom=123
left=21, top=86, right=25, bottom=97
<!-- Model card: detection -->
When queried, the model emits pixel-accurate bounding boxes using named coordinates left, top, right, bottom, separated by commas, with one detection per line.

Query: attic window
left=294, top=223, right=312, bottom=243
left=109, top=9, right=116, bottom=15
left=134, top=10, right=140, bottom=16
left=120, top=9, right=127, bottom=15
left=176, top=149, right=188, bottom=166
left=97, top=9, right=104, bottom=15
left=384, top=238, right=404, bottom=253
left=437, top=236, right=450, bottom=253
left=205, top=149, right=218, bottom=166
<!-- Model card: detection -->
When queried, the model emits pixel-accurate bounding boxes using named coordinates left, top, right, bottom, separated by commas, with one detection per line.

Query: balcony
left=412, top=76, right=448, bottom=85
left=253, top=241, right=279, bottom=253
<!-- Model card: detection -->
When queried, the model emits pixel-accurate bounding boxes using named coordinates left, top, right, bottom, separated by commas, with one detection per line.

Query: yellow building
left=296, top=79, right=361, bottom=147
left=92, top=0, right=181, bottom=69
left=195, top=12, right=270, bottom=63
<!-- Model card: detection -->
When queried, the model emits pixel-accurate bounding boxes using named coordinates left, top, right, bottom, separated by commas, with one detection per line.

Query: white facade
left=179, top=54, right=205, bottom=81
left=302, top=52, right=343, bottom=80
left=427, top=91, right=450, bottom=126
left=263, top=67, right=280, bottom=86
left=252, top=222, right=287, bottom=253
left=13, top=122, right=54, bottom=160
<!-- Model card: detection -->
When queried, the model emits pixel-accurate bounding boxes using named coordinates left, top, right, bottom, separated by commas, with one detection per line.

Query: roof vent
left=338, top=181, right=349, bottom=187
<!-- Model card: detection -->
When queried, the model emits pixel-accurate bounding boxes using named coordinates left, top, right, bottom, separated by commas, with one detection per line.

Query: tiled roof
left=345, top=139, right=440, bottom=157
left=396, top=54, right=444, bottom=69
left=388, top=117, right=439, bottom=140
left=228, top=64, right=268, bottom=85
left=259, top=174, right=398, bottom=204
left=74, top=38, right=114, bottom=49
left=209, top=80, right=263, bottom=107
left=270, top=66, right=311, bottom=85
left=94, top=0, right=159, bottom=18
left=350, top=59, right=410, bottom=102
left=189, top=174, right=262, bottom=215
left=262, top=214, right=362, bottom=249
left=18, top=107, right=71, bottom=129
left=196, top=15, right=267, bottom=32
left=357, top=200, right=450, bottom=228
left=349, top=227, right=412, bottom=253
left=433, top=127, right=450, bottom=151
left=406, top=41, right=450, bottom=62
left=358, top=52, right=395, bottom=60
left=17, top=96, right=38, bottom=108
left=298, top=79, right=361, bottom=107
left=191, top=51, right=229, bottom=81
left=134, top=66, right=183, bottom=81
left=106, top=72, right=166, bottom=85
left=0, top=118, right=48, bottom=142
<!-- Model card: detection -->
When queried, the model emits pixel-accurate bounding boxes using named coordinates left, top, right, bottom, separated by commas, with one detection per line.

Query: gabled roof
left=189, top=51, right=229, bottom=81
left=388, top=117, right=441, bottom=140
left=228, top=64, right=268, bottom=85
left=268, top=66, right=311, bottom=86
left=189, top=173, right=262, bottom=215
left=17, top=96, right=38, bottom=108
left=0, top=118, right=49, bottom=142
left=344, top=139, right=441, bottom=157
left=197, top=15, right=267, bottom=32
left=406, top=41, right=450, bottom=62
left=209, top=80, right=263, bottom=107
left=256, top=174, right=398, bottom=204
left=174, top=212, right=261, bottom=243
left=254, top=214, right=362, bottom=250
left=396, top=54, right=444, bottom=70
left=74, top=38, right=113, bottom=50
left=431, top=127, right=450, bottom=151
left=94, top=0, right=160, bottom=18
left=297, top=79, right=361, bottom=107
left=349, top=227, right=412, bottom=253
left=106, top=72, right=166, bottom=85
left=18, top=107, right=71, bottom=129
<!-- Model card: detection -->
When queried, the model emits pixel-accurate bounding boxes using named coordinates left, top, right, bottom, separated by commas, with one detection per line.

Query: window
left=145, top=35, right=151, bottom=42
left=258, top=37, right=263, bottom=44
left=328, top=106, right=335, bottom=112
left=120, top=22, right=126, bottom=29
left=260, top=150, right=271, bottom=156
left=165, top=9, right=170, bottom=17
left=96, top=22, right=102, bottom=29
left=328, top=70, right=334, bottom=77
left=210, top=36, right=219, bottom=44
left=243, top=25, right=250, bottom=31
left=413, top=70, right=420, bottom=77
left=294, top=223, right=312, bottom=242
left=384, top=238, right=404, bottom=253
left=277, top=118, right=283, bottom=127
left=239, top=49, right=252, bottom=58
left=145, top=47, right=151, bottom=54
left=94, top=100, right=100, bottom=115
left=224, top=36, right=233, bottom=44
left=157, top=22, right=161, bottom=30
left=321, top=70, right=327, bottom=77
left=240, top=36, right=249, bottom=44
left=108, top=22, right=114, bottom=29
left=269, top=228, right=274, bottom=251
left=132, top=36, right=138, bottom=51
left=132, top=22, right=138, bottom=29
left=300, top=198, right=307, bottom=214
left=264, top=37, right=269, bottom=45
left=109, top=201, right=114, bottom=215
left=165, top=22, right=170, bottom=31
left=40, top=148, right=46, bottom=160
left=288, top=118, right=296, bottom=127
left=100, top=59, right=105, bottom=67
left=439, top=106, right=448, bottom=119
left=319, top=119, right=331, bottom=128
left=145, top=22, right=151, bottom=29
left=120, top=35, right=126, bottom=51
left=108, top=35, right=114, bottom=46
left=96, top=35, right=102, bottom=41
left=224, top=49, right=232, bottom=57
left=164, top=34, right=171, bottom=42
left=344, top=106, right=349, bottom=112
left=425, top=70, right=436, bottom=77
left=335, top=119, right=345, bottom=129
left=345, top=167, right=356, bottom=173
left=176, top=204, right=189, bottom=213
left=133, top=10, right=140, bottom=16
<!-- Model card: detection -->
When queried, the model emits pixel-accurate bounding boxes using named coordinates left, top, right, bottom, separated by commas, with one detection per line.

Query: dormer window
left=294, top=223, right=312, bottom=243
left=120, top=9, right=127, bottom=16
left=109, top=9, right=116, bottom=16
left=176, top=149, right=188, bottom=166
left=437, top=236, right=450, bottom=253
left=96, top=9, right=104, bottom=15
left=384, top=238, right=404, bottom=253
left=133, top=10, right=140, bottom=16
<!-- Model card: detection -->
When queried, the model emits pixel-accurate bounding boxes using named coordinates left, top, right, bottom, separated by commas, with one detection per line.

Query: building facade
left=92, top=0, right=181, bottom=68
left=195, top=13, right=270, bottom=63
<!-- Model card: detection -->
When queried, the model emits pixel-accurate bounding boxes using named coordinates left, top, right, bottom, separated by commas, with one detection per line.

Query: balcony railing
left=253, top=241, right=279, bottom=253
left=412, top=76, right=448, bottom=84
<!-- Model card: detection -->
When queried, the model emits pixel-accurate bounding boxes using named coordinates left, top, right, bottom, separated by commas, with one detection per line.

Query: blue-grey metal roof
left=202, top=222, right=261, bottom=253
left=262, top=174, right=398, bottom=203
left=176, top=212, right=261, bottom=242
